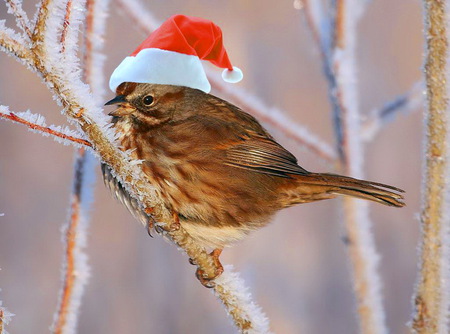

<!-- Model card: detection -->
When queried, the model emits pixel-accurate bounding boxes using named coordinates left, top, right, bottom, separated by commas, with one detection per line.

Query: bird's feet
left=194, top=249, right=224, bottom=288
left=154, top=212, right=181, bottom=233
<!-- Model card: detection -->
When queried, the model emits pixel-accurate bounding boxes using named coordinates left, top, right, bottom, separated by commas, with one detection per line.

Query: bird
left=102, top=81, right=405, bottom=285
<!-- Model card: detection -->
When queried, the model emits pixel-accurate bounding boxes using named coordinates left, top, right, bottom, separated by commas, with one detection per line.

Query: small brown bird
left=103, top=82, right=404, bottom=282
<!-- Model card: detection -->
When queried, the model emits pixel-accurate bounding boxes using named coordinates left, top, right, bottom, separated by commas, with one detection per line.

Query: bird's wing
left=221, top=131, right=309, bottom=178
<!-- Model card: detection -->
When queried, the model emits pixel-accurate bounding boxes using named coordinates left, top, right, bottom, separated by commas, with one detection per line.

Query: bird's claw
left=193, top=248, right=224, bottom=288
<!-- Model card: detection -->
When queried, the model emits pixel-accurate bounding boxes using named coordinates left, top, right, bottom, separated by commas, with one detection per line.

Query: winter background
left=0, top=0, right=420, bottom=333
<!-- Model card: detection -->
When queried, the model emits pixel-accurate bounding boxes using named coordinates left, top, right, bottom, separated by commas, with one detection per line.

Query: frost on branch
left=0, top=106, right=90, bottom=147
left=213, top=265, right=272, bottom=334
left=51, top=150, right=96, bottom=334
left=0, top=298, right=14, bottom=334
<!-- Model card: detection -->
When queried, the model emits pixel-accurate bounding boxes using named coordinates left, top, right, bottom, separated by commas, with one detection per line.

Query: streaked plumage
left=103, top=82, right=405, bottom=251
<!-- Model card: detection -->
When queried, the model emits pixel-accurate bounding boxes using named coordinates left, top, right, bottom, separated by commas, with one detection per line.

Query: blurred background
left=0, top=0, right=422, bottom=333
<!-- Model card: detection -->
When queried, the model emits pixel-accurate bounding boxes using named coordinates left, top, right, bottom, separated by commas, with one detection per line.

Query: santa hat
left=109, top=14, right=243, bottom=93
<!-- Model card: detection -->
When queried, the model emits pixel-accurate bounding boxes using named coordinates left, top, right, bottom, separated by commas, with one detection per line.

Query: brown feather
left=103, top=83, right=405, bottom=248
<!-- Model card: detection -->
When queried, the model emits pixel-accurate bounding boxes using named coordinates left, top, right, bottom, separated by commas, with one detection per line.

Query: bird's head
left=105, top=82, right=194, bottom=126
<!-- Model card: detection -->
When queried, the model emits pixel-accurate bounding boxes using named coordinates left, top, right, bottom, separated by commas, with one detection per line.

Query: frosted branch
left=114, top=0, right=336, bottom=162
left=304, top=0, right=388, bottom=332
left=0, top=22, right=33, bottom=65
left=213, top=265, right=272, bottom=334
left=5, top=0, right=32, bottom=39
left=0, top=300, right=14, bottom=334
left=0, top=106, right=91, bottom=147
left=51, top=148, right=95, bottom=334
left=82, top=0, right=109, bottom=101
left=32, top=0, right=51, bottom=46
left=362, top=82, right=424, bottom=141
left=411, top=0, right=450, bottom=332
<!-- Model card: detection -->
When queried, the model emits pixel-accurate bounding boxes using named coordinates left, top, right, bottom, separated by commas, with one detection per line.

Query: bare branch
left=5, top=0, right=33, bottom=39
left=411, top=0, right=450, bottom=332
left=0, top=107, right=91, bottom=147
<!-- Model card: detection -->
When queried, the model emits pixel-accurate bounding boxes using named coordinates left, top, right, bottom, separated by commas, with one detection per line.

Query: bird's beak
left=105, top=95, right=134, bottom=117
left=105, top=95, right=127, bottom=106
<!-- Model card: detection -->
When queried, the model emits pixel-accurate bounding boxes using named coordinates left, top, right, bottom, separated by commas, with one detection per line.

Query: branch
left=213, top=265, right=271, bottom=334
left=411, top=0, right=450, bottom=332
left=307, top=0, right=388, bottom=332
left=51, top=148, right=95, bottom=334
left=32, top=0, right=52, bottom=46
left=0, top=300, right=14, bottom=334
left=361, top=82, right=423, bottom=141
left=5, top=0, right=33, bottom=40
left=114, top=0, right=337, bottom=163
left=0, top=23, right=33, bottom=65
left=0, top=107, right=91, bottom=147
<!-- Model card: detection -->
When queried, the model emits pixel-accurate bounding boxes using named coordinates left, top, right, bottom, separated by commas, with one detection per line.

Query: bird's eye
left=143, top=95, right=154, bottom=106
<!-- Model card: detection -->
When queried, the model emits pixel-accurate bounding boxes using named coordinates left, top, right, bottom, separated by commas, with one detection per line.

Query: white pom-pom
left=222, top=66, right=243, bottom=83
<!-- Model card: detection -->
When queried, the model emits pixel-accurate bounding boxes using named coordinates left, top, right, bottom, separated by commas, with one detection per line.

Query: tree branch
left=411, top=0, right=450, bottom=332
left=52, top=148, right=94, bottom=334
left=306, top=0, right=388, bottom=332
left=5, top=0, right=33, bottom=40
left=0, top=107, right=91, bottom=147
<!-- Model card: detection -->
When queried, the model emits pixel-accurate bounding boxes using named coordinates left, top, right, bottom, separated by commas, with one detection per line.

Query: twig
left=361, top=82, right=423, bottom=141
left=0, top=25, right=33, bottom=64
left=32, top=0, right=51, bottom=46
left=114, top=0, right=337, bottom=163
left=411, top=1, right=450, bottom=332
left=0, top=108, right=91, bottom=147
left=5, top=0, right=33, bottom=39
left=213, top=265, right=271, bottom=334
left=52, top=148, right=94, bottom=334
left=0, top=301, right=13, bottom=334
left=60, top=1, right=73, bottom=51
left=52, top=1, right=106, bottom=332
left=316, top=0, right=389, bottom=332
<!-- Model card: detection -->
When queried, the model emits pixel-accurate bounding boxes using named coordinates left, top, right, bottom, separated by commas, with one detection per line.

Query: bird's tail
left=293, top=173, right=405, bottom=207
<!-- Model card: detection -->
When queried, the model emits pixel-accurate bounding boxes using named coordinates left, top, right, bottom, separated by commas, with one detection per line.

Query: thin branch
left=213, top=265, right=272, bottom=334
left=82, top=0, right=108, bottom=101
left=114, top=0, right=337, bottom=163
left=0, top=107, right=91, bottom=147
left=0, top=25, right=33, bottom=64
left=32, top=0, right=51, bottom=46
left=5, top=0, right=33, bottom=39
left=0, top=301, right=13, bottom=334
left=60, top=0, right=73, bottom=52
left=51, top=1, right=107, bottom=332
left=52, top=148, right=94, bottom=334
left=310, top=0, right=388, bottom=332
left=411, top=0, right=450, bottom=332
left=361, top=82, right=424, bottom=141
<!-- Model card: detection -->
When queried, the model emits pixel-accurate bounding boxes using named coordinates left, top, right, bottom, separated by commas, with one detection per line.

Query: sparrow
left=102, top=81, right=404, bottom=284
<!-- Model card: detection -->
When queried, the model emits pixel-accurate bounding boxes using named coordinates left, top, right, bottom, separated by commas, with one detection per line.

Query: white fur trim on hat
left=109, top=48, right=211, bottom=93
left=222, top=66, right=243, bottom=83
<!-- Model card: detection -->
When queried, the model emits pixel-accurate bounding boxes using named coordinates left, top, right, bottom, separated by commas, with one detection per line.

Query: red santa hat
left=109, top=14, right=243, bottom=93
